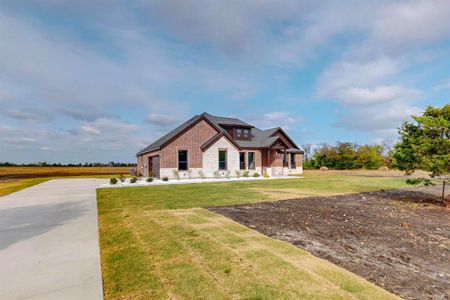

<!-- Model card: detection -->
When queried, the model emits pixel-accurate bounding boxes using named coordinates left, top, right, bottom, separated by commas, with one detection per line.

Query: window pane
left=219, top=151, right=226, bottom=161
left=291, top=153, right=296, bottom=168
left=178, top=150, right=188, bottom=170
left=239, top=152, right=246, bottom=169
left=244, top=129, right=249, bottom=138
left=248, top=152, right=255, bottom=169
left=219, top=150, right=227, bottom=170
left=283, top=152, right=288, bottom=167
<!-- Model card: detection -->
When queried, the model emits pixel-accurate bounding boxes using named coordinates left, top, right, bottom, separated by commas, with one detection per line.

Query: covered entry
left=148, top=156, right=160, bottom=178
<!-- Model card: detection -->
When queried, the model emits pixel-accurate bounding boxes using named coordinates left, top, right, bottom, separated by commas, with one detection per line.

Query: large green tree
left=393, top=104, right=450, bottom=203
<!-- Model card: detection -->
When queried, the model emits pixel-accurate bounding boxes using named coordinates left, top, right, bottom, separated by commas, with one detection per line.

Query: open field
left=97, top=171, right=411, bottom=299
left=212, top=185, right=450, bottom=300
left=0, top=166, right=130, bottom=180
left=0, top=167, right=130, bottom=197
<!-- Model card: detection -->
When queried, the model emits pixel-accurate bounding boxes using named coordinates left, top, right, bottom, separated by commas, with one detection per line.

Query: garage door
left=150, top=156, right=160, bottom=178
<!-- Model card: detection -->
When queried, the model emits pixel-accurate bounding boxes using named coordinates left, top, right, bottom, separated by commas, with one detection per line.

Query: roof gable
left=136, top=114, right=220, bottom=156
left=201, top=131, right=241, bottom=151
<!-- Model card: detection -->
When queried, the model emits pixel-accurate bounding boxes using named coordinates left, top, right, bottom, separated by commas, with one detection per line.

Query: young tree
left=393, top=104, right=450, bottom=204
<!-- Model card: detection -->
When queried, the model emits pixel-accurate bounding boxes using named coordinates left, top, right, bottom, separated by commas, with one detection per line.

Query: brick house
left=136, top=113, right=303, bottom=179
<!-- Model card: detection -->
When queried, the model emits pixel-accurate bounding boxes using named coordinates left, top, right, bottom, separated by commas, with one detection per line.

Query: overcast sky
left=0, top=0, right=449, bottom=163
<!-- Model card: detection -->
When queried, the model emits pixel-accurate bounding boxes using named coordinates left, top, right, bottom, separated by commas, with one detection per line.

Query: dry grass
left=0, top=166, right=129, bottom=180
left=0, top=166, right=130, bottom=197
left=0, top=178, right=50, bottom=197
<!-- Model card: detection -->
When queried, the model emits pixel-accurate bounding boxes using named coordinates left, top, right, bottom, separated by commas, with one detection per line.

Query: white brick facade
left=202, top=136, right=240, bottom=178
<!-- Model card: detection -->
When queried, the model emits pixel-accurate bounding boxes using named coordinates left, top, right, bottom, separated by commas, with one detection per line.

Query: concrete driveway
left=0, top=179, right=107, bottom=300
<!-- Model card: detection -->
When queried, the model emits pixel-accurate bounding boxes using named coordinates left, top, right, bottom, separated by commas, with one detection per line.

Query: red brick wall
left=296, top=153, right=303, bottom=166
left=160, top=119, right=218, bottom=168
left=269, top=149, right=283, bottom=167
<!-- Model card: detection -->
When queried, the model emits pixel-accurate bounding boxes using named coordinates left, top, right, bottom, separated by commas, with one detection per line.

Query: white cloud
left=317, top=57, right=403, bottom=97
left=335, top=103, right=422, bottom=132
left=244, top=112, right=301, bottom=131
left=433, top=79, right=450, bottom=91
left=334, top=86, right=422, bottom=105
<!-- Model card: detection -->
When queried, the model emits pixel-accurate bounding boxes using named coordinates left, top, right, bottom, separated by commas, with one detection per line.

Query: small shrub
left=406, top=177, right=434, bottom=186
left=226, top=170, right=231, bottom=179
left=319, top=166, right=328, bottom=171
left=242, top=171, right=250, bottom=177
left=119, top=174, right=125, bottom=183
left=263, top=173, right=270, bottom=178
left=253, top=173, right=260, bottom=178
left=172, top=170, right=180, bottom=180
left=198, top=171, right=205, bottom=179
left=162, top=176, right=169, bottom=182
left=130, top=177, right=137, bottom=183
left=146, top=177, right=153, bottom=182
left=110, top=178, right=118, bottom=185
left=378, top=166, right=389, bottom=171
left=235, top=171, right=241, bottom=178
left=213, top=171, right=220, bottom=178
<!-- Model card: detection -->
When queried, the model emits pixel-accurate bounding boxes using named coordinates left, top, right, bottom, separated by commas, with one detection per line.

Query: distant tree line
left=0, top=161, right=136, bottom=167
left=303, top=142, right=392, bottom=170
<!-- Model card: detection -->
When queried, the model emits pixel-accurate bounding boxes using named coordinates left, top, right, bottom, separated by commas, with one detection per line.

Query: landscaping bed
left=210, top=186, right=450, bottom=300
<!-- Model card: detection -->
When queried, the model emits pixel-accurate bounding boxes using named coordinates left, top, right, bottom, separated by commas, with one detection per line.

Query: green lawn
left=97, top=173, right=406, bottom=299
left=97, top=173, right=408, bottom=210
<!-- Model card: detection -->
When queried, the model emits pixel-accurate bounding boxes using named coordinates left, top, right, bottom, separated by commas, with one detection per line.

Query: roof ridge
left=205, top=113, right=242, bottom=120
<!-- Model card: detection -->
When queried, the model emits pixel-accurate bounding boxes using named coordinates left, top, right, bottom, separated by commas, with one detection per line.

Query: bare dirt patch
left=210, top=186, right=450, bottom=300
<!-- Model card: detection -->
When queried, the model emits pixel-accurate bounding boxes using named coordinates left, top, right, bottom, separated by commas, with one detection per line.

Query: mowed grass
left=97, top=172, right=408, bottom=210
left=98, top=172, right=406, bottom=299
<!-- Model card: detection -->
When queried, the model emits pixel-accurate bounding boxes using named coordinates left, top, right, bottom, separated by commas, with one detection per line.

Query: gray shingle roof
left=137, top=114, right=204, bottom=155
left=137, top=112, right=301, bottom=156
left=204, top=113, right=253, bottom=128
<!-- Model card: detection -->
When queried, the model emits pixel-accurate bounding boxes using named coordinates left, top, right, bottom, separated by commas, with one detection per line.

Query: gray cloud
left=371, top=0, right=450, bottom=53
left=59, top=107, right=116, bottom=122
left=0, top=108, right=52, bottom=122
left=146, top=113, right=178, bottom=126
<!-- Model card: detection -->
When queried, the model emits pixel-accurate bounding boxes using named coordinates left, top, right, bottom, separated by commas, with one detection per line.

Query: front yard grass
left=97, top=172, right=406, bottom=299
left=97, top=172, right=408, bottom=210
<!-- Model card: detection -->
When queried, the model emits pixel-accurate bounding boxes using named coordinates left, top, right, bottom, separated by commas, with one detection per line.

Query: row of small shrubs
left=110, top=172, right=266, bottom=185
left=110, top=176, right=154, bottom=185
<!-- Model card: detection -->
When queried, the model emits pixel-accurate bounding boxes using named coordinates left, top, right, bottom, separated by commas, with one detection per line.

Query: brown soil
left=210, top=186, right=450, bottom=300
